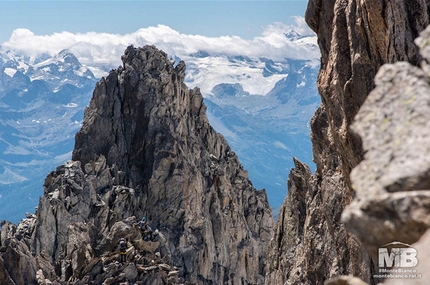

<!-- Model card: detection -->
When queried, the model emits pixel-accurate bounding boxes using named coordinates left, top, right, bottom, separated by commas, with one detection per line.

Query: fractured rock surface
left=0, top=45, right=273, bottom=284
left=343, top=23, right=430, bottom=265
left=265, top=1, right=430, bottom=284
left=329, top=24, right=430, bottom=285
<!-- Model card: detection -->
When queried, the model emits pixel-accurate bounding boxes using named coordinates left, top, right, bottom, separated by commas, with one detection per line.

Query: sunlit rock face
left=265, top=1, right=430, bottom=285
left=0, top=45, right=274, bottom=285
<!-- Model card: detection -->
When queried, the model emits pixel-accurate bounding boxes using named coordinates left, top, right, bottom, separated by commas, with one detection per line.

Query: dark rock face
left=0, top=45, right=273, bottom=284
left=265, top=1, right=430, bottom=284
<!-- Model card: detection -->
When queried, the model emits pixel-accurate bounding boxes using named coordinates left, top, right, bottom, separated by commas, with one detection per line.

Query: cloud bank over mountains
left=1, top=17, right=318, bottom=88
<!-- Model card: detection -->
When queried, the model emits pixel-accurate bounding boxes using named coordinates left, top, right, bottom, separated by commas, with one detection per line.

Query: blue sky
left=0, top=1, right=309, bottom=43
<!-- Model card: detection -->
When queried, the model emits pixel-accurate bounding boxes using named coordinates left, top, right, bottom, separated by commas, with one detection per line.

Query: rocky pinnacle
left=0, top=45, right=274, bottom=284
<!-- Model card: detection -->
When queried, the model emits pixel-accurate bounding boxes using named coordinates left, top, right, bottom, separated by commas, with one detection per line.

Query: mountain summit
left=0, top=26, right=319, bottom=223
left=0, top=45, right=273, bottom=284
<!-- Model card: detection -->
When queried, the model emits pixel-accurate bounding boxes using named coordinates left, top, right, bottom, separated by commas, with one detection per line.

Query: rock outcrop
left=343, top=41, right=430, bottom=255
left=0, top=45, right=273, bottom=284
left=342, top=23, right=430, bottom=284
left=265, top=1, right=430, bottom=284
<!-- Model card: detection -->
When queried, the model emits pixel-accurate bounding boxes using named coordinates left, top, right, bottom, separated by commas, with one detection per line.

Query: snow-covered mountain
left=203, top=59, right=319, bottom=207
left=0, top=50, right=97, bottom=221
left=0, top=22, right=319, bottom=223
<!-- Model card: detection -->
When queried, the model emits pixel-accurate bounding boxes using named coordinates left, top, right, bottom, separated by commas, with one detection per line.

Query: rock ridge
left=0, top=45, right=274, bottom=285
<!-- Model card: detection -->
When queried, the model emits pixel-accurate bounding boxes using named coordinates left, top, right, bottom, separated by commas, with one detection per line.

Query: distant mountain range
left=0, top=25, right=319, bottom=223
left=203, top=59, right=318, bottom=208
left=0, top=49, right=96, bottom=222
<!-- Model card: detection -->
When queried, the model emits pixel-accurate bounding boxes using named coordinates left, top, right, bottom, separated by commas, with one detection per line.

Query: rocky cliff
left=343, top=20, right=430, bottom=285
left=265, top=1, right=430, bottom=284
left=0, top=45, right=274, bottom=285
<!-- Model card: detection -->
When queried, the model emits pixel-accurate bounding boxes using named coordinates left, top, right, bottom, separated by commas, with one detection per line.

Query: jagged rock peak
left=265, top=157, right=312, bottom=285
left=0, top=45, right=273, bottom=285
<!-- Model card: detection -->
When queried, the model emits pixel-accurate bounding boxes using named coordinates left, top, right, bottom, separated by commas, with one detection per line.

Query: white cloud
left=1, top=19, right=319, bottom=94
left=2, top=18, right=318, bottom=68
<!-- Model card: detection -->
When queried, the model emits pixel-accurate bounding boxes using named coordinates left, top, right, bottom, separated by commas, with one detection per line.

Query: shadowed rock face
left=265, top=1, right=430, bottom=285
left=0, top=45, right=273, bottom=285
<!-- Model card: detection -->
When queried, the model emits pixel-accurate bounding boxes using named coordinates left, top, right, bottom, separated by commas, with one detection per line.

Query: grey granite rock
left=343, top=23, right=430, bottom=265
left=0, top=45, right=273, bottom=285
left=265, top=1, right=430, bottom=284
